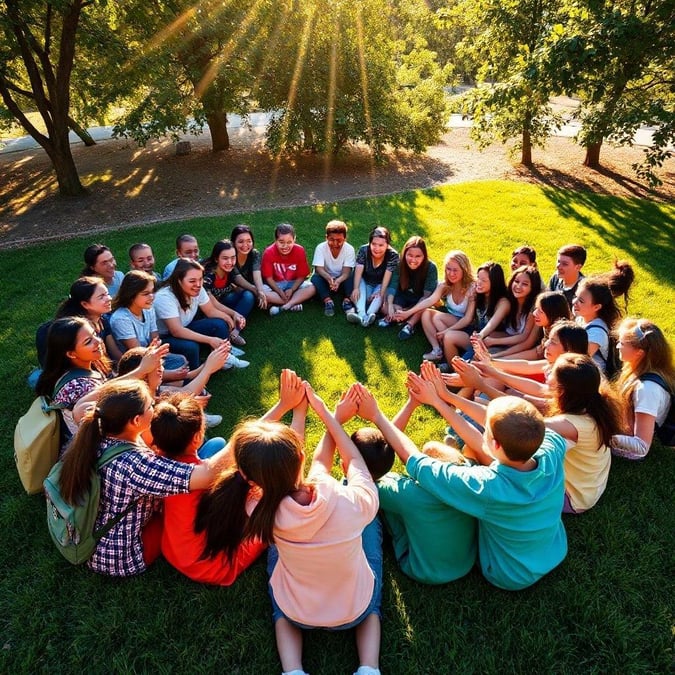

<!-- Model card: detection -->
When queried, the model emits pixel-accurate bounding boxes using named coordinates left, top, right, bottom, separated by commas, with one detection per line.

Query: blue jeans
left=310, top=272, right=354, bottom=302
left=220, top=289, right=256, bottom=317
left=163, top=318, right=229, bottom=370
left=267, top=516, right=383, bottom=628
left=198, top=436, right=227, bottom=459
left=355, top=281, right=383, bottom=317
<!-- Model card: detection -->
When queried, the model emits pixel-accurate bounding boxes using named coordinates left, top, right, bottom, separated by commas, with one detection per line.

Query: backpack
left=43, top=442, right=138, bottom=565
left=588, top=324, right=621, bottom=380
left=14, top=368, right=92, bottom=495
left=639, top=373, right=675, bottom=447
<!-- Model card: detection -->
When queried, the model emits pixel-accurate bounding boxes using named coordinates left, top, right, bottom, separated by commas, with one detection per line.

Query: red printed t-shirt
left=261, top=244, right=310, bottom=283
left=161, top=455, right=266, bottom=586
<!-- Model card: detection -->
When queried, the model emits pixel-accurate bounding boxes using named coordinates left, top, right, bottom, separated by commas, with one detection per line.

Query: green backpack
left=43, top=443, right=137, bottom=565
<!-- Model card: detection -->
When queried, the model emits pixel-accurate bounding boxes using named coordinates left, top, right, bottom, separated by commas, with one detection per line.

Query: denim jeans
left=220, top=289, right=256, bottom=317
left=310, top=272, right=354, bottom=302
left=163, top=317, right=229, bottom=369
left=355, top=281, right=383, bottom=317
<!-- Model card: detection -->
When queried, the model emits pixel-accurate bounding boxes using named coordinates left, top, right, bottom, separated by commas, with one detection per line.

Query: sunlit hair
left=55, top=277, right=106, bottom=319
left=194, top=420, right=303, bottom=562
left=351, top=427, right=394, bottom=481
left=506, top=265, right=541, bottom=330
left=112, top=271, right=156, bottom=311
left=59, top=380, right=152, bottom=504
left=368, top=226, right=391, bottom=245
left=577, top=262, right=634, bottom=330
left=82, top=244, right=112, bottom=276
left=558, top=244, right=587, bottom=266
left=161, top=258, right=205, bottom=311
left=442, top=250, right=474, bottom=292
left=547, top=354, right=623, bottom=448
left=615, top=318, right=675, bottom=399
left=511, top=245, right=537, bottom=264
left=549, top=320, right=588, bottom=354
left=203, top=239, right=235, bottom=273
left=325, top=220, right=348, bottom=237
left=230, top=224, right=255, bottom=247
left=399, top=236, right=429, bottom=296
left=475, top=261, right=507, bottom=318
left=274, top=223, right=296, bottom=239
left=151, top=392, right=205, bottom=458
left=486, top=396, right=545, bottom=462
left=537, top=291, right=571, bottom=332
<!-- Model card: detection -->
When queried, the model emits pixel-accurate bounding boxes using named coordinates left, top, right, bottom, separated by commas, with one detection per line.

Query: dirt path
left=1, top=126, right=673, bottom=249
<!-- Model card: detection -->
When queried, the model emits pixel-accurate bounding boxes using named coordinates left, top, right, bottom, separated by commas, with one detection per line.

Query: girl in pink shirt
left=209, top=372, right=382, bottom=675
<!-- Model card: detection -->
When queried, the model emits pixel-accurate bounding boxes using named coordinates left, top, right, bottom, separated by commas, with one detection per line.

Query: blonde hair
left=442, top=250, right=474, bottom=293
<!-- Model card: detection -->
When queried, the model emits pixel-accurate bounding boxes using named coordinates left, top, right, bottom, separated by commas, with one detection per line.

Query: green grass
left=0, top=180, right=673, bottom=673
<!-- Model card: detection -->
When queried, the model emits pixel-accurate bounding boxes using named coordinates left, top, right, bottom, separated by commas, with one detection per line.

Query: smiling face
left=571, top=288, right=600, bottom=321
left=405, top=246, right=425, bottom=270
left=326, top=233, right=346, bottom=257
left=444, top=259, right=464, bottom=285
left=178, top=239, right=200, bottom=260
left=617, top=330, right=644, bottom=367
left=510, top=272, right=532, bottom=300
left=234, top=232, right=253, bottom=256
left=556, top=254, right=582, bottom=285
left=475, top=269, right=491, bottom=295
left=132, top=281, right=155, bottom=312
left=82, top=283, right=112, bottom=318
left=92, top=251, right=117, bottom=283
left=217, top=247, right=237, bottom=273
left=179, top=269, right=204, bottom=297
left=67, top=323, right=104, bottom=365
left=369, top=236, right=388, bottom=261
left=130, top=246, right=155, bottom=273
left=543, top=331, right=564, bottom=363
left=275, top=233, right=295, bottom=256
left=532, top=302, right=547, bottom=327
left=510, top=253, right=532, bottom=272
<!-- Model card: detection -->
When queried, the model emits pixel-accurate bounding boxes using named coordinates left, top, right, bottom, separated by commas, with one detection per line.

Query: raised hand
left=335, top=384, right=360, bottom=423
left=354, top=383, right=379, bottom=422
left=451, top=357, right=484, bottom=389
left=406, top=371, right=441, bottom=407
left=279, top=369, right=306, bottom=410
left=204, top=342, right=230, bottom=373
left=470, top=334, right=491, bottom=362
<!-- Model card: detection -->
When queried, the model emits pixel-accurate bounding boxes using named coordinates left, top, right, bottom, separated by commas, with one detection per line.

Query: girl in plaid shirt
left=58, top=379, right=232, bottom=576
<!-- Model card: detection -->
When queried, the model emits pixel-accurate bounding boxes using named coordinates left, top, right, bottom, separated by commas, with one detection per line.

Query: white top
left=154, top=286, right=209, bottom=335
left=311, top=241, right=356, bottom=278
left=110, top=307, right=157, bottom=350
left=633, top=379, right=671, bottom=426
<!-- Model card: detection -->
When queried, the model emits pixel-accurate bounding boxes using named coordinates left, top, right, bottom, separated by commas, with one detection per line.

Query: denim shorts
left=263, top=280, right=312, bottom=293
left=267, top=516, right=383, bottom=629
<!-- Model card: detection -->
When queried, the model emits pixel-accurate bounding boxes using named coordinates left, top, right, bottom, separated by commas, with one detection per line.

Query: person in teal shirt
left=353, top=369, right=567, bottom=591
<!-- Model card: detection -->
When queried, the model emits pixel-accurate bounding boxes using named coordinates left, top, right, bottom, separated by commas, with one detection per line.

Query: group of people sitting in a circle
left=31, top=219, right=673, bottom=675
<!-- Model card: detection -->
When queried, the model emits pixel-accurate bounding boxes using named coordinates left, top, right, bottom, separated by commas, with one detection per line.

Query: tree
left=0, top=0, right=95, bottom=195
left=545, top=0, right=675, bottom=179
left=255, top=0, right=450, bottom=159
left=452, top=0, right=563, bottom=166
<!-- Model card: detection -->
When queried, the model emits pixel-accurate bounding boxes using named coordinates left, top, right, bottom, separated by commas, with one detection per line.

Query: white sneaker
left=269, top=306, right=280, bottom=316
left=205, top=413, right=222, bottom=428
left=346, top=311, right=361, bottom=324
left=230, top=346, right=246, bottom=357
left=222, top=354, right=250, bottom=370
left=362, top=313, right=376, bottom=327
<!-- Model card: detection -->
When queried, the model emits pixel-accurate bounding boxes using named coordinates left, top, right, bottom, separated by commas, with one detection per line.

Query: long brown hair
left=547, top=354, right=623, bottom=448
left=195, top=420, right=303, bottom=562
left=59, top=380, right=151, bottom=504
left=398, top=236, right=429, bottom=295
left=161, top=258, right=204, bottom=310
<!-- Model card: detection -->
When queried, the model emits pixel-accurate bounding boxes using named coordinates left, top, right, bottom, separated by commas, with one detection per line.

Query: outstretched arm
left=261, top=369, right=307, bottom=424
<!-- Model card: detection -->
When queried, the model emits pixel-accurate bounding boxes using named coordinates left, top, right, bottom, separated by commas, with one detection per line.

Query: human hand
left=257, top=291, right=268, bottom=309
left=335, top=384, right=359, bottom=423
left=279, top=369, right=306, bottom=410
left=406, top=371, right=441, bottom=407
left=235, top=313, right=246, bottom=330
left=419, top=360, right=447, bottom=398
left=205, top=342, right=230, bottom=373
left=208, top=335, right=225, bottom=350
left=441, top=372, right=464, bottom=388
left=351, top=288, right=360, bottom=303
left=138, top=342, right=170, bottom=375
left=393, top=309, right=408, bottom=322
left=470, top=334, right=491, bottom=362
left=354, top=383, right=379, bottom=422
left=451, top=357, right=483, bottom=389
left=303, top=380, right=328, bottom=415
left=194, top=392, right=211, bottom=409
left=435, top=329, right=447, bottom=341
left=329, top=277, right=339, bottom=292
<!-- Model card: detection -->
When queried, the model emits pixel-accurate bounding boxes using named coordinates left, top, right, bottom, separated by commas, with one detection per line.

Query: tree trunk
left=521, top=115, right=533, bottom=166
left=68, top=116, right=96, bottom=146
left=45, top=127, right=86, bottom=196
left=207, top=112, right=229, bottom=151
left=583, top=141, right=603, bottom=168
left=303, top=124, right=315, bottom=152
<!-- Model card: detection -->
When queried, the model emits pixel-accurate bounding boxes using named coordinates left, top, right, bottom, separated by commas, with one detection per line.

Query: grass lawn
left=0, top=180, right=673, bottom=673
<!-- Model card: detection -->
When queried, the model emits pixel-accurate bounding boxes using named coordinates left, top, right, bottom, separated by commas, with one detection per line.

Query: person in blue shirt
left=352, top=372, right=568, bottom=591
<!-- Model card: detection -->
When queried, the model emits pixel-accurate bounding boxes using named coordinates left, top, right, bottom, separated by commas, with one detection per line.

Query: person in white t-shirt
left=310, top=220, right=356, bottom=317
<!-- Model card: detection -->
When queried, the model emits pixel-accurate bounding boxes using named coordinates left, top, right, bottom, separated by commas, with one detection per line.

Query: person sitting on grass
left=355, top=378, right=568, bottom=591
left=548, top=244, right=586, bottom=308
left=231, top=224, right=268, bottom=310
left=55, top=378, right=234, bottom=577
left=510, top=245, right=537, bottom=272
left=128, top=243, right=160, bottom=281
left=379, top=235, right=438, bottom=340
left=348, top=226, right=399, bottom=328
left=370, top=392, right=478, bottom=585
left=310, top=220, right=356, bottom=318
left=82, top=243, right=125, bottom=298
left=611, top=318, right=675, bottom=459
left=261, top=223, right=316, bottom=315
left=162, top=234, right=200, bottom=281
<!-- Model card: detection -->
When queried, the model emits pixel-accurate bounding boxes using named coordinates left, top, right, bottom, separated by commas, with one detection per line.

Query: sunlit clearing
left=322, top=17, right=339, bottom=180
left=355, top=10, right=374, bottom=150
left=195, top=0, right=268, bottom=100
left=301, top=336, right=354, bottom=402
left=259, top=361, right=281, bottom=409
left=125, top=168, right=156, bottom=197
